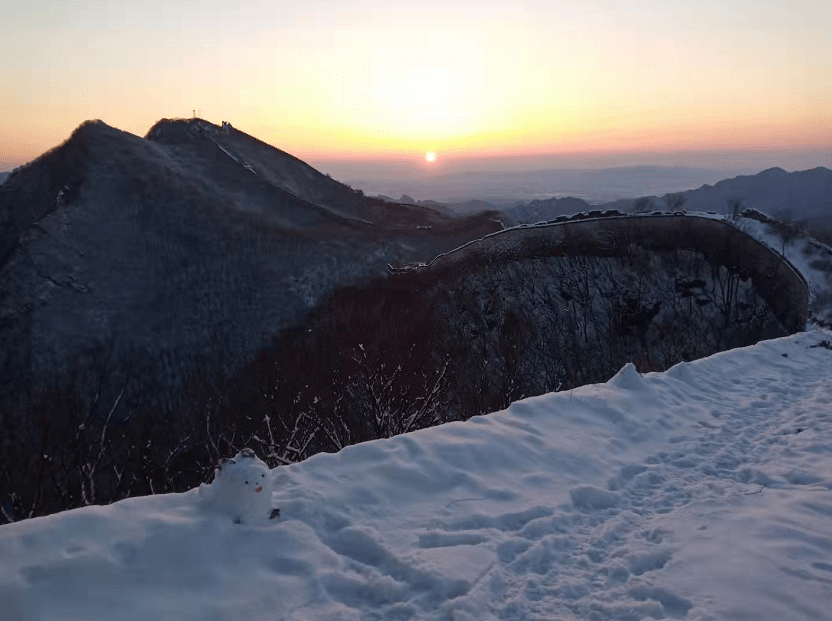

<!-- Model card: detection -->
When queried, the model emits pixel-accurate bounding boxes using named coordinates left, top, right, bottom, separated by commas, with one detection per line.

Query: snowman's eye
left=261, top=474, right=265, bottom=478
left=245, top=481, right=248, bottom=484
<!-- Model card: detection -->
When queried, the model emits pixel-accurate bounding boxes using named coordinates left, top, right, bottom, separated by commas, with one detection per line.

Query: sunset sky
left=1, top=0, right=830, bottom=171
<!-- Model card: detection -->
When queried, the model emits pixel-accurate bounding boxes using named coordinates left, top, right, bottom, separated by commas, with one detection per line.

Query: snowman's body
left=200, top=448, right=277, bottom=524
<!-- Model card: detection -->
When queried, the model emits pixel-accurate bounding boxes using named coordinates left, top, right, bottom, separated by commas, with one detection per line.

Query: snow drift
left=1, top=332, right=831, bottom=620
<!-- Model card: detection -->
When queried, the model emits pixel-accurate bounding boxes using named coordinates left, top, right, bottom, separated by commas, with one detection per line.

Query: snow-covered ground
left=731, top=216, right=832, bottom=326
left=2, top=332, right=831, bottom=620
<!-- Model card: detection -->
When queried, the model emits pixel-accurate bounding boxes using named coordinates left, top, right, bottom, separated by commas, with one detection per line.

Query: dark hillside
left=145, top=119, right=370, bottom=224
left=0, top=121, right=811, bottom=524
left=231, top=214, right=806, bottom=439
left=0, top=121, right=99, bottom=270
left=0, top=119, right=500, bottom=412
left=1, top=212, right=807, bottom=522
left=442, top=199, right=500, bottom=216
left=504, top=196, right=592, bottom=224
left=612, top=167, right=832, bottom=230
left=418, top=215, right=808, bottom=334
left=146, top=119, right=467, bottom=230
left=682, top=167, right=832, bottom=223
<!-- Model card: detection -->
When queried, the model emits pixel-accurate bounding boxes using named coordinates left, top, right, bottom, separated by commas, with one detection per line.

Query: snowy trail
left=450, top=344, right=832, bottom=621
left=280, top=336, right=832, bottom=621
left=2, top=333, right=831, bottom=620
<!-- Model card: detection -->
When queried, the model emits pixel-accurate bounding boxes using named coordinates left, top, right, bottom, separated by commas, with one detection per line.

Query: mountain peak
left=758, top=167, right=788, bottom=176
left=144, top=117, right=221, bottom=143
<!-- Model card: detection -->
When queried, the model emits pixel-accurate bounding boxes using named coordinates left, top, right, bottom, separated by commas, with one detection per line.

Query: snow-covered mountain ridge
left=2, top=331, right=831, bottom=620
left=0, top=119, right=500, bottom=406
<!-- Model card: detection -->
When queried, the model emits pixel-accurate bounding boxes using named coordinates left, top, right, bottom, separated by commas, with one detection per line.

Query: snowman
left=199, top=448, right=280, bottom=524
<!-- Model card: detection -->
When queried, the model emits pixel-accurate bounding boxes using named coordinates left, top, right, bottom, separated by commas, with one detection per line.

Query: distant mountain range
left=0, top=172, right=9, bottom=185
left=349, top=165, right=739, bottom=205
left=674, top=167, right=832, bottom=226
left=502, top=167, right=832, bottom=228
left=503, top=197, right=592, bottom=224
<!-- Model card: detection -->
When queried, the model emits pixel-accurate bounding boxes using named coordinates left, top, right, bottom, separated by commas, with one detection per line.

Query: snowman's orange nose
left=255, top=486, right=263, bottom=492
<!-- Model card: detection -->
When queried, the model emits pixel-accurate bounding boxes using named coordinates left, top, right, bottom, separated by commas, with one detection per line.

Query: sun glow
left=425, top=151, right=436, bottom=163
left=0, top=2, right=829, bottom=167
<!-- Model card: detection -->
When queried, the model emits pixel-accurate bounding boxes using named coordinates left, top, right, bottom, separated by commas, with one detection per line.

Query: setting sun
left=425, top=151, right=437, bottom=163
left=0, top=1, right=829, bottom=170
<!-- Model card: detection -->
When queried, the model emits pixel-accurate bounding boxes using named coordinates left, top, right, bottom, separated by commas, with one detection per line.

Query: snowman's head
left=242, top=467, right=268, bottom=493
left=212, top=451, right=267, bottom=495
left=204, top=449, right=273, bottom=522
left=216, top=451, right=269, bottom=484
left=231, top=448, right=269, bottom=490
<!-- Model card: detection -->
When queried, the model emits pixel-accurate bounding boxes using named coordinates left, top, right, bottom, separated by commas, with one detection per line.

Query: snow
left=729, top=216, right=832, bottom=325
left=199, top=449, right=277, bottom=525
left=2, top=332, right=832, bottom=619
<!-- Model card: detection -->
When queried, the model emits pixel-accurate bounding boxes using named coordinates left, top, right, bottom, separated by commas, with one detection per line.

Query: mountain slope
left=441, top=199, right=501, bottom=215
left=652, top=167, right=832, bottom=227
left=145, top=119, right=465, bottom=228
left=0, top=119, right=500, bottom=404
left=503, top=196, right=592, bottom=223
left=0, top=209, right=810, bottom=524
left=2, top=332, right=830, bottom=620
left=146, top=119, right=377, bottom=223
left=503, top=167, right=832, bottom=230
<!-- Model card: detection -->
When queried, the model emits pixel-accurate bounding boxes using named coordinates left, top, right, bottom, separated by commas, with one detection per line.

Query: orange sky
left=1, top=0, right=830, bottom=170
